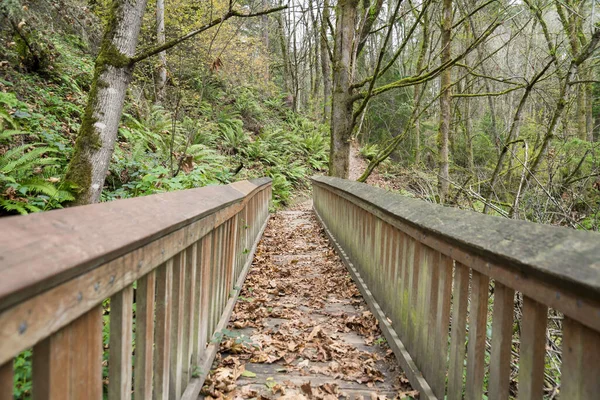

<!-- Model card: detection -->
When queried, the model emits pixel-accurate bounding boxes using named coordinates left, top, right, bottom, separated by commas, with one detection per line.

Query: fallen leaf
left=240, top=370, right=256, bottom=378
left=300, top=381, right=312, bottom=396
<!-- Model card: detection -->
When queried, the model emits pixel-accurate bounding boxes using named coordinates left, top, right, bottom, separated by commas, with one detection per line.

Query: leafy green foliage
left=13, top=350, right=32, bottom=399
left=0, top=94, right=75, bottom=215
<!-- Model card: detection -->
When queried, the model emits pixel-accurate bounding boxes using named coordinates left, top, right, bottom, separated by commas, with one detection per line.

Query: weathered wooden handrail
left=312, top=176, right=600, bottom=400
left=0, top=178, right=271, bottom=400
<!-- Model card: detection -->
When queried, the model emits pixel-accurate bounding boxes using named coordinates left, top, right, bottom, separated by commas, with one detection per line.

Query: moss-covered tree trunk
left=320, top=0, right=332, bottom=122
left=155, top=0, right=167, bottom=103
left=66, top=0, right=148, bottom=205
left=437, top=0, right=452, bottom=203
left=329, top=0, right=358, bottom=178
left=413, top=10, right=429, bottom=166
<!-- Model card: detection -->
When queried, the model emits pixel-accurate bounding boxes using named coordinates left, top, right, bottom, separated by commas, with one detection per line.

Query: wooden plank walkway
left=200, top=202, right=416, bottom=399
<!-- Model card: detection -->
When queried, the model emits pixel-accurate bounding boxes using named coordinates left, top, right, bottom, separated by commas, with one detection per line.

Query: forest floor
left=201, top=203, right=416, bottom=399
left=347, top=143, right=410, bottom=194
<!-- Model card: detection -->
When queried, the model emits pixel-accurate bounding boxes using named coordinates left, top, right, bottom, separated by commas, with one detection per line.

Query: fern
left=0, top=130, right=27, bottom=142
left=0, top=146, right=57, bottom=174
left=0, top=200, right=29, bottom=215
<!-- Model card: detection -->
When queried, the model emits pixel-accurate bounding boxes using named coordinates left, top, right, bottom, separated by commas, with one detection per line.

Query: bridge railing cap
left=0, top=178, right=272, bottom=311
left=312, top=175, right=600, bottom=299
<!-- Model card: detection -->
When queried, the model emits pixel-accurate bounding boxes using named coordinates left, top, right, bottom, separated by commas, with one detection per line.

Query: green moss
left=96, top=43, right=131, bottom=70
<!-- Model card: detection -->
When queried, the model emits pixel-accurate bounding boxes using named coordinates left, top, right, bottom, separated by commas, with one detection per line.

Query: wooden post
left=488, top=282, right=515, bottom=400
left=182, top=244, right=197, bottom=386
left=32, top=306, right=103, bottom=400
left=0, top=362, right=13, bottom=400
left=465, top=270, right=489, bottom=400
left=170, top=252, right=186, bottom=399
left=134, top=270, right=156, bottom=400
left=518, top=296, right=547, bottom=400
left=154, top=261, right=173, bottom=400
left=108, top=285, right=134, bottom=399
left=447, top=263, right=469, bottom=400
left=561, top=317, right=600, bottom=399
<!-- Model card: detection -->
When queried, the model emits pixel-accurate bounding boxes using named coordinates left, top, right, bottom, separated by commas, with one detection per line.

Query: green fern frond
left=1, top=147, right=57, bottom=174
left=0, top=130, right=27, bottom=142
left=0, top=200, right=28, bottom=215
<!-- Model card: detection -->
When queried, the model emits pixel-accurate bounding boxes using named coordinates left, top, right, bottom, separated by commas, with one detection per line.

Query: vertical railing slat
left=192, top=243, right=203, bottom=366
left=518, top=296, right=548, bottom=400
left=488, top=282, right=515, bottom=400
left=170, top=252, right=186, bottom=399
left=397, top=233, right=411, bottom=346
left=415, top=244, right=431, bottom=372
left=182, top=244, right=197, bottom=386
left=432, top=254, right=453, bottom=398
left=447, top=262, right=469, bottom=400
left=424, top=249, right=440, bottom=384
left=407, top=241, right=421, bottom=356
left=0, top=361, right=12, bottom=400
left=154, top=261, right=173, bottom=400
left=465, top=270, right=489, bottom=400
left=108, top=285, right=134, bottom=399
left=561, top=317, right=600, bottom=399
left=32, top=306, right=103, bottom=400
left=134, top=270, right=156, bottom=400
left=200, top=233, right=213, bottom=359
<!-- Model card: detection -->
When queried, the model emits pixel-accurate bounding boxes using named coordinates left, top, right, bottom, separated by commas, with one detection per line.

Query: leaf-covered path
left=201, top=202, right=415, bottom=399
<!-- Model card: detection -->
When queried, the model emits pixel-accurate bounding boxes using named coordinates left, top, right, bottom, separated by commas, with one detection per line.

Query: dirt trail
left=348, top=143, right=368, bottom=181
left=201, top=204, right=415, bottom=399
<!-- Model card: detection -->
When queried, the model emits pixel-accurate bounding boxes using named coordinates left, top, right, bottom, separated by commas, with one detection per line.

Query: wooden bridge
left=0, top=176, right=598, bottom=399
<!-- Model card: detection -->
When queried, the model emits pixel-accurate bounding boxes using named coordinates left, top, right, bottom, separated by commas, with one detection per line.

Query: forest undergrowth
left=0, top=2, right=328, bottom=218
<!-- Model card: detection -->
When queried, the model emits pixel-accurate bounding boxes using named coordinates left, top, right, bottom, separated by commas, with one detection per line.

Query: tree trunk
left=465, top=96, right=474, bottom=174
left=263, top=0, right=270, bottom=80
left=320, top=0, right=332, bottom=122
left=65, top=0, right=148, bottom=205
left=413, top=11, right=429, bottom=165
left=329, top=0, right=358, bottom=178
left=155, top=0, right=167, bottom=103
left=576, top=80, right=587, bottom=139
left=585, top=69, right=594, bottom=141
left=437, top=0, right=452, bottom=203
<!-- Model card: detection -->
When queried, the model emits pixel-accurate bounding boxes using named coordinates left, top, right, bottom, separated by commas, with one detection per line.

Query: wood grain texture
left=0, top=180, right=270, bottom=311
left=0, top=362, right=13, bottom=400
left=32, top=306, right=102, bottom=400
left=154, top=261, right=173, bottom=400
left=182, top=244, right=197, bottom=386
left=108, top=285, right=133, bottom=400
left=488, top=282, right=515, bottom=400
left=415, top=244, right=432, bottom=373
left=191, top=243, right=202, bottom=371
left=407, top=241, right=421, bottom=357
left=431, top=254, right=452, bottom=398
left=465, top=270, right=489, bottom=400
left=313, top=207, right=437, bottom=400
left=311, top=177, right=600, bottom=299
left=134, top=270, right=156, bottom=400
left=518, top=296, right=547, bottom=400
left=312, top=178, right=600, bottom=332
left=198, top=233, right=213, bottom=363
left=169, top=252, right=186, bottom=399
left=447, top=263, right=469, bottom=400
left=561, top=317, right=600, bottom=399
left=0, top=211, right=215, bottom=366
left=424, top=250, right=440, bottom=387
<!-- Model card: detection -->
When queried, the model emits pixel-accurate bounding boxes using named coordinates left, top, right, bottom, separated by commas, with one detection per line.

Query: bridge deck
left=201, top=203, right=415, bottom=399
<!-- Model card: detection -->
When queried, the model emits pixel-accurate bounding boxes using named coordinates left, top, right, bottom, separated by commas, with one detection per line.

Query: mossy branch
left=130, top=6, right=287, bottom=64
left=451, top=85, right=526, bottom=98
left=360, top=19, right=502, bottom=100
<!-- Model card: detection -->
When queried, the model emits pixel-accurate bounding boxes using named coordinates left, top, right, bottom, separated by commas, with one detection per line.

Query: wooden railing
left=313, top=176, right=600, bottom=400
left=0, top=178, right=271, bottom=400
